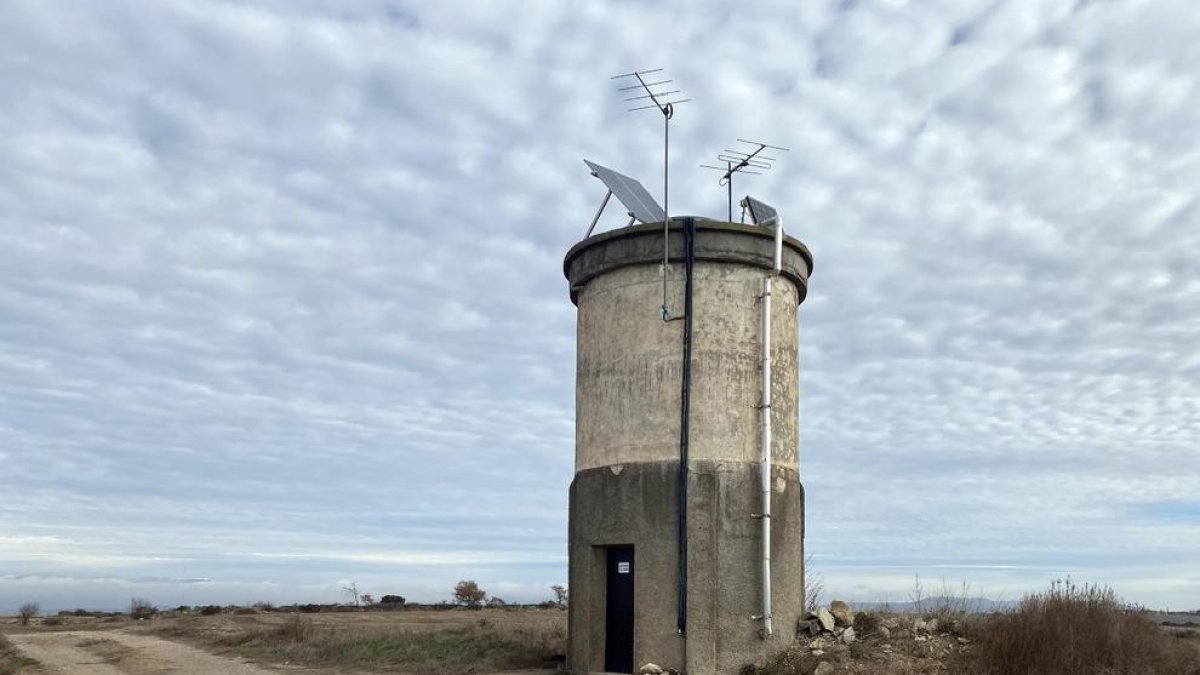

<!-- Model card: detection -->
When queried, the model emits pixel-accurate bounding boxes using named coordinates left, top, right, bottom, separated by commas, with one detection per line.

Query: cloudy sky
left=2, top=0, right=1198, bottom=613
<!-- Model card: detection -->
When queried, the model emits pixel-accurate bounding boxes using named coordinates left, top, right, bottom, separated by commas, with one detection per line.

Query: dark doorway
left=605, top=546, right=635, bottom=673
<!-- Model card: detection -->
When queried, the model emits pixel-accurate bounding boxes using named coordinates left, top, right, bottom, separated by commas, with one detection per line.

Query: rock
left=811, top=649, right=824, bottom=656
left=639, top=664, right=664, bottom=675
left=833, top=626, right=844, bottom=636
left=926, top=618, right=939, bottom=634
left=913, top=618, right=927, bottom=633
left=829, top=600, right=855, bottom=627
left=841, top=627, right=856, bottom=644
left=816, top=607, right=836, bottom=632
left=814, top=662, right=835, bottom=675
left=881, top=617, right=900, bottom=630
left=797, top=619, right=821, bottom=636
left=809, top=637, right=830, bottom=650
left=879, top=625, right=891, bottom=639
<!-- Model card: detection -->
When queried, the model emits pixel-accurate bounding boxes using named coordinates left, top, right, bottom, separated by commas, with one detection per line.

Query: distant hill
left=850, top=596, right=1018, bottom=614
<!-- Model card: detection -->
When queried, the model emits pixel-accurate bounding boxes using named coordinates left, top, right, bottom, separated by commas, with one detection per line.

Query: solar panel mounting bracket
left=583, top=159, right=664, bottom=238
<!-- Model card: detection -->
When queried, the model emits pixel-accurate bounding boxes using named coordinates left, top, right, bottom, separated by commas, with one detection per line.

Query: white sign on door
left=617, top=562, right=630, bottom=574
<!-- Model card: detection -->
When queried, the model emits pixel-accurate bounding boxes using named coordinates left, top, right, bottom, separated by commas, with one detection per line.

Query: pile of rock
left=789, top=601, right=973, bottom=673
left=797, top=600, right=859, bottom=646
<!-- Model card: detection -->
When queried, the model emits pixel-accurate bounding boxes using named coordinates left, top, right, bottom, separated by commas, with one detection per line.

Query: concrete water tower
left=563, top=158, right=814, bottom=674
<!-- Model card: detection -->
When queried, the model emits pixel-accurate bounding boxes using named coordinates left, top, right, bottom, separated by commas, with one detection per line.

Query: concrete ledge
left=564, top=219, right=813, bottom=305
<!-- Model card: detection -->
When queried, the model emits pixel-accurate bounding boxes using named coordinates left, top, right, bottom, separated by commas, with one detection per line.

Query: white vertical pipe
left=759, top=217, right=783, bottom=638
left=760, top=272, right=773, bottom=638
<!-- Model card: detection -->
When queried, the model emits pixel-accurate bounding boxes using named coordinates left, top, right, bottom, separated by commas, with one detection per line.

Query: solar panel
left=741, top=195, right=778, bottom=225
left=584, top=159, right=666, bottom=224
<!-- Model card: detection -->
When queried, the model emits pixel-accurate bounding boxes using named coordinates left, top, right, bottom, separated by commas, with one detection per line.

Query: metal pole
left=727, top=162, right=733, bottom=222
left=661, top=109, right=670, bottom=320
left=585, top=190, right=613, bottom=239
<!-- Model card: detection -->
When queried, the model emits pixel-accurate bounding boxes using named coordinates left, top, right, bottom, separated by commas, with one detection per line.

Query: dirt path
left=7, top=630, right=286, bottom=675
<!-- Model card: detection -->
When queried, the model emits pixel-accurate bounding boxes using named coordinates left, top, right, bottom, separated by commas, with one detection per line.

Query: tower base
left=567, top=459, right=804, bottom=675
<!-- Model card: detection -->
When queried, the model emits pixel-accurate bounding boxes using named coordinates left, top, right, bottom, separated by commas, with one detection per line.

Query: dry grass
left=148, top=607, right=566, bottom=674
left=958, top=579, right=1200, bottom=675
left=749, top=581, right=1200, bottom=675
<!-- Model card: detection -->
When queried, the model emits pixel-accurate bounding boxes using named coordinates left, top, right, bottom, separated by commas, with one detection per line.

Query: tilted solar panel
left=584, top=159, right=666, bottom=224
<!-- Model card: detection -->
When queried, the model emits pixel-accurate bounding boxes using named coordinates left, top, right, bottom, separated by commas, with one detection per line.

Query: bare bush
left=804, top=555, right=825, bottom=615
left=960, top=579, right=1200, bottom=675
left=852, top=611, right=880, bottom=636
left=930, top=578, right=982, bottom=617
left=909, top=573, right=925, bottom=615
left=551, top=584, right=568, bottom=608
left=129, top=597, right=156, bottom=620
left=18, top=602, right=38, bottom=626
left=342, top=581, right=361, bottom=607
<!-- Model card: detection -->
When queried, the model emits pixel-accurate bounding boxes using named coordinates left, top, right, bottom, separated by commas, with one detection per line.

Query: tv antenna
left=611, top=68, right=691, bottom=320
left=701, top=139, right=789, bottom=222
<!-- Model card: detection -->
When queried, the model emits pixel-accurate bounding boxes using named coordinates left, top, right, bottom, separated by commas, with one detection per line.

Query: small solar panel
left=741, top=195, right=778, bottom=225
left=584, top=159, right=666, bottom=224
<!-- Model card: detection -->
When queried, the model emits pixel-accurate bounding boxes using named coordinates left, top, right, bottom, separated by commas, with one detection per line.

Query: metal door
left=605, top=546, right=635, bottom=673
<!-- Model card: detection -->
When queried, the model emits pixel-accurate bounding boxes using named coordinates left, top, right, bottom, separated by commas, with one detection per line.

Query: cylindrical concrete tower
left=563, top=219, right=813, bottom=675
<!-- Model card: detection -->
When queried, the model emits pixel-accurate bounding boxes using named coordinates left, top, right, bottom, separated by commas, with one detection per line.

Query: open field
left=4, top=594, right=1199, bottom=675
left=1, top=607, right=566, bottom=675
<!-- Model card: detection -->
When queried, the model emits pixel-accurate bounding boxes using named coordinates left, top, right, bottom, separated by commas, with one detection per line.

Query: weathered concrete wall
left=564, top=220, right=813, bottom=675
left=566, top=221, right=811, bottom=474
left=568, top=461, right=805, bottom=675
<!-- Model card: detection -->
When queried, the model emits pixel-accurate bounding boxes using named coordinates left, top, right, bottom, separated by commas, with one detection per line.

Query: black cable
left=677, top=217, right=695, bottom=635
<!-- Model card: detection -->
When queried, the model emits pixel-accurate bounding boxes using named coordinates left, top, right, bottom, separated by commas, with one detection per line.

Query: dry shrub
left=853, top=610, right=881, bottom=636
left=129, top=598, right=155, bottom=620
left=959, top=579, right=1200, bottom=675
left=17, top=603, right=38, bottom=626
left=804, top=554, right=825, bottom=616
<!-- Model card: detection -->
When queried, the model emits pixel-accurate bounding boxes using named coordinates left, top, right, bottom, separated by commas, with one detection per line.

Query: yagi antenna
left=582, top=159, right=665, bottom=238
left=611, top=68, right=691, bottom=320
left=701, top=139, right=789, bottom=222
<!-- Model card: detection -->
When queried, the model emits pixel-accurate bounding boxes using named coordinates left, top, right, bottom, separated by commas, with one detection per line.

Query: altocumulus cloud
left=1, top=0, right=1198, bottom=611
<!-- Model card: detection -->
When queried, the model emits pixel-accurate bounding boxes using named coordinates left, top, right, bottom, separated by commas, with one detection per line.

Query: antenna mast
left=612, top=68, right=691, bottom=320
left=701, top=139, right=789, bottom=222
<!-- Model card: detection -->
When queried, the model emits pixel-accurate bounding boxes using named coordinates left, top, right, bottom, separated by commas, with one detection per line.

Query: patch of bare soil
left=6, top=630, right=284, bottom=675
